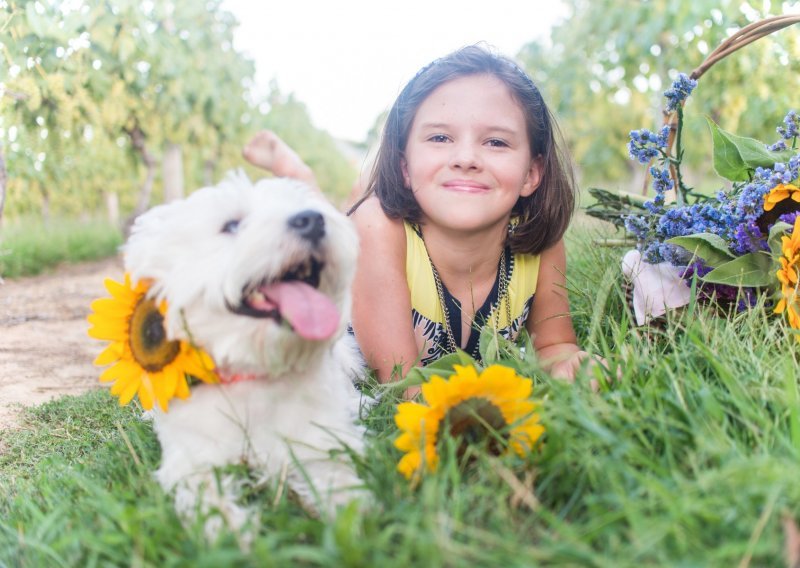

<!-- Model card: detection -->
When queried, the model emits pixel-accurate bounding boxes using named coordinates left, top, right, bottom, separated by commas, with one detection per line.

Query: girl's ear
left=400, top=156, right=410, bottom=188
left=521, top=157, right=544, bottom=197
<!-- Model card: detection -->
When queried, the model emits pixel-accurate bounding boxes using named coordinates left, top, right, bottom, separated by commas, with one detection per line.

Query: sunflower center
left=444, top=397, right=508, bottom=455
left=129, top=297, right=180, bottom=372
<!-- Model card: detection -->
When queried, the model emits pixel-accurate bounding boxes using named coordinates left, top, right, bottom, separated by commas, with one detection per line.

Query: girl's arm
left=526, top=239, right=591, bottom=381
left=349, top=197, right=421, bottom=383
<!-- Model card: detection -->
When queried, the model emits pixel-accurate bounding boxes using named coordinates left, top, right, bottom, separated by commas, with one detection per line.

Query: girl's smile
left=442, top=179, right=491, bottom=193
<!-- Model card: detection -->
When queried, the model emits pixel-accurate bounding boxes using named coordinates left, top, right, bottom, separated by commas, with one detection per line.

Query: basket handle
left=690, top=14, right=800, bottom=80
left=645, top=15, right=800, bottom=198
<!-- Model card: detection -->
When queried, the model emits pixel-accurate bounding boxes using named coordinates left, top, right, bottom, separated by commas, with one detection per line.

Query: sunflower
left=763, top=183, right=800, bottom=212
left=394, top=364, right=544, bottom=480
left=774, top=218, right=800, bottom=340
left=88, top=274, right=217, bottom=411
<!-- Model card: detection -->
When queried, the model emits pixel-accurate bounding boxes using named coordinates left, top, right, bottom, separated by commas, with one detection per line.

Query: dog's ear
left=123, top=201, right=180, bottom=287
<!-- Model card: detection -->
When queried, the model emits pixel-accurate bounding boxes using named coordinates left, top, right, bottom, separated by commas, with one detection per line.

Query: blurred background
left=1, top=0, right=799, bottom=275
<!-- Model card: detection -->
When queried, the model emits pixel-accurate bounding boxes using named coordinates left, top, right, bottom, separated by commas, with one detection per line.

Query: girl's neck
left=419, top=220, right=508, bottom=287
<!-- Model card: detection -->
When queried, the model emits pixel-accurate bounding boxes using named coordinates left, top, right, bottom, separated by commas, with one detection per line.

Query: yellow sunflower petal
left=174, top=375, right=191, bottom=400
left=153, top=368, right=179, bottom=412
left=394, top=402, right=429, bottom=431
left=87, top=318, right=129, bottom=341
left=101, top=359, right=135, bottom=385
left=94, top=343, right=124, bottom=367
left=421, top=375, right=453, bottom=407
left=137, top=376, right=156, bottom=411
left=397, top=451, right=422, bottom=479
left=789, top=305, right=800, bottom=329
left=394, top=432, right=418, bottom=452
left=110, top=366, right=142, bottom=398
left=117, top=375, right=142, bottom=406
left=104, top=275, right=140, bottom=301
left=182, top=347, right=217, bottom=383
left=89, top=296, right=131, bottom=317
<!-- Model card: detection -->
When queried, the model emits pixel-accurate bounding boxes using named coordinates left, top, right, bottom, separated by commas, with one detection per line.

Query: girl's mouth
left=442, top=180, right=490, bottom=193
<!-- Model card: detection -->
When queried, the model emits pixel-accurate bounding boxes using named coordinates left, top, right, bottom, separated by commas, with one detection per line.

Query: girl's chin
left=422, top=213, right=512, bottom=235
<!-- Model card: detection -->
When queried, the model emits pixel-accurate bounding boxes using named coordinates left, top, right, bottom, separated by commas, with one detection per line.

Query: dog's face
left=124, top=174, right=358, bottom=375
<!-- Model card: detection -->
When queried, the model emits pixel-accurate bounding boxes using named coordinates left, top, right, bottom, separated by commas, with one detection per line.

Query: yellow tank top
left=404, top=222, right=540, bottom=365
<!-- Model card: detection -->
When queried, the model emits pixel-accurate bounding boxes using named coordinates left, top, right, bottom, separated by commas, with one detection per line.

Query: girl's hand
left=548, top=349, right=617, bottom=391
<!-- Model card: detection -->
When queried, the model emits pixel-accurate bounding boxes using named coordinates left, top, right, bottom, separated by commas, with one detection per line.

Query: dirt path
left=0, top=257, right=123, bottom=432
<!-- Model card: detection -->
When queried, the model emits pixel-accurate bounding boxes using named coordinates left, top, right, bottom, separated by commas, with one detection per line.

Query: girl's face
left=401, top=74, right=542, bottom=236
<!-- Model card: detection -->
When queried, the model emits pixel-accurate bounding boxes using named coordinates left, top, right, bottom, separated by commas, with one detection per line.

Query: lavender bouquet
left=617, top=72, right=800, bottom=334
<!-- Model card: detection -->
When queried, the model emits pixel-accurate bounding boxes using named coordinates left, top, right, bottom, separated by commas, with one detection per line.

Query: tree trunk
left=40, top=182, right=51, bottom=225
left=163, top=142, right=184, bottom=202
left=123, top=123, right=157, bottom=233
left=203, top=159, right=215, bottom=186
left=105, top=190, right=119, bottom=226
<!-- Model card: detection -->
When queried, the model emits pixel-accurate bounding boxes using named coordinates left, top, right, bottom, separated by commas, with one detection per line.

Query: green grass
left=0, top=216, right=123, bottom=278
left=2, top=221, right=799, bottom=566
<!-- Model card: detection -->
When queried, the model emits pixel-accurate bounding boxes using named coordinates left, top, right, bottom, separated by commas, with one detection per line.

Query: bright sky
left=223, top=1, right=569, bottom=142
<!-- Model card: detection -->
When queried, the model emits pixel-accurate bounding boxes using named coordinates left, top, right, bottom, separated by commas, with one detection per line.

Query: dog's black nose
left=288, top=210, right=325, bottom=244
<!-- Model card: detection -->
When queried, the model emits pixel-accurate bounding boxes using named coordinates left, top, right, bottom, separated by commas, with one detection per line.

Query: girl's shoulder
left=349, top=196, right=406, bottom=251
left=350, top=195, right=398, bottom=226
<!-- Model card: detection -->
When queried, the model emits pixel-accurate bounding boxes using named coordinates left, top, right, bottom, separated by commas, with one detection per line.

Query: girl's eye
left=486, top=138, right=509, bottom=148
left=428, top=134, right=450, bottom=143
left=221, top=219, right=241, bottom=234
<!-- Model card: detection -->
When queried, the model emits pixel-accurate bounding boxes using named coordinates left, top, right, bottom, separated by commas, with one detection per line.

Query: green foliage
left=1, top=0, right=353, bottom=224
left=0, top=216, right=122, bottom=277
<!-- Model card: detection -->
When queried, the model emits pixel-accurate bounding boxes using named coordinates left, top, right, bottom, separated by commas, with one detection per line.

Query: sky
left=223, top=1, right=569, bottom=142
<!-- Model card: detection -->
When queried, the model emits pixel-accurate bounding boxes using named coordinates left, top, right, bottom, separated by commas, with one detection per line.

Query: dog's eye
left=221, top=219, right=241, bottom=234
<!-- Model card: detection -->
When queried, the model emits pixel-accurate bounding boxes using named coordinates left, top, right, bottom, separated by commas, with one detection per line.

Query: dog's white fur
left=124, top=173, right=365, bottom=539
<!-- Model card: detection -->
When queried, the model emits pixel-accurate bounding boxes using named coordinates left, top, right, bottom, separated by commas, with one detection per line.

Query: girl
left=244, top=45, right=597, bottom=386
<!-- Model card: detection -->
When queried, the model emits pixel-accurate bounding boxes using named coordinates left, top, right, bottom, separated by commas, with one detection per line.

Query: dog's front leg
left=170, top=470, right=255, bottom=549
left=287, top=445, right=367, bottom=518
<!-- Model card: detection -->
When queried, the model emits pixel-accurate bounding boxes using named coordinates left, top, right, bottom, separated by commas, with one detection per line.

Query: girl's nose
left=448, top=142, right=481, bottom=170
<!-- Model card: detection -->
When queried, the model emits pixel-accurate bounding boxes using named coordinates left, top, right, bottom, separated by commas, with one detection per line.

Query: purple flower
left=664, top=73, right=698, bottom=112
left=628, top=126, right=670, bottom=164
left=777, top=110, right=799, bottom=140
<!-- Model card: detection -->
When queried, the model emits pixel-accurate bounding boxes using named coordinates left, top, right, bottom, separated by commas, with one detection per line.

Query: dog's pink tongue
left=262, top=281, right=340, bottom=340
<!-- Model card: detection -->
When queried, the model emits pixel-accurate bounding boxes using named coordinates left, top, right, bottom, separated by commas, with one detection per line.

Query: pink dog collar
left=215, top=370, right=259, bottom=384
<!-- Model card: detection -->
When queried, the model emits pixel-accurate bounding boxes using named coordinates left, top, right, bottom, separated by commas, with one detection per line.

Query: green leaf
left=706, top=117, right=750, bottom=182
left=479, top=325, right=502, bottom=364
left=768, top=221, right=792, bottom=259
left=701, top=252, right=775, bottom=287
left=706, top=117, right=796, bottom=181
left=666, top=233, right=736, bottom=267
left=736, top=136, right=795, bottom=169
left=402, top=351, right=479, bottom=387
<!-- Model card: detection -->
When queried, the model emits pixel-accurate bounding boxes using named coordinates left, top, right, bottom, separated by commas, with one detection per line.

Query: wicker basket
left=616, top=15, right=800, bottom=327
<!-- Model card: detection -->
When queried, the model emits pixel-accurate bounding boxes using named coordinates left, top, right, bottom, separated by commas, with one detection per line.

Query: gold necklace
left=425, top=240, right=512, bottom=355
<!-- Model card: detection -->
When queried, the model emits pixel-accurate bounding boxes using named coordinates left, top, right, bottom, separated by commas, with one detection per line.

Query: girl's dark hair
left=348, top=44, right=576, bottom=255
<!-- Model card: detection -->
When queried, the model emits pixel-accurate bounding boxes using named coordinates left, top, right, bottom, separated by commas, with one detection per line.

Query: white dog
left=124, top=172, right=365, bottom=540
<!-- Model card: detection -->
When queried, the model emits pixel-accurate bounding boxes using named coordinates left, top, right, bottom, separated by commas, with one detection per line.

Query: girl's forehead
left=413, top=74, right=526, bottom=126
